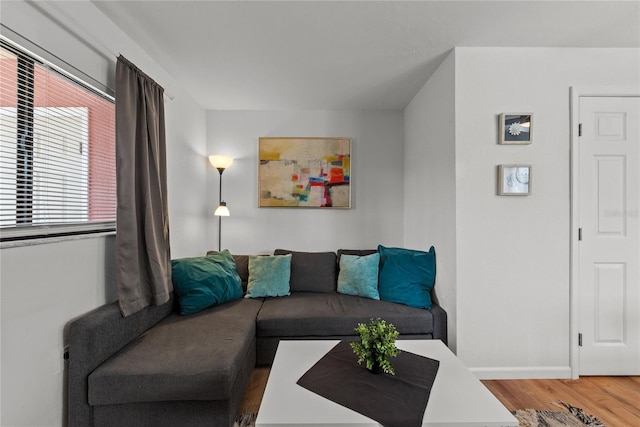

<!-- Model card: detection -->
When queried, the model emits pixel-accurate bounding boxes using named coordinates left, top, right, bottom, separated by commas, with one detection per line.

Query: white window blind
left=0, top=40, right=116, bottom=240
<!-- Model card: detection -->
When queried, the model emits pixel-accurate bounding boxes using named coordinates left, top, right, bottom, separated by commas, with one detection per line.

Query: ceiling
left=93, top=1, right=640, bottom=110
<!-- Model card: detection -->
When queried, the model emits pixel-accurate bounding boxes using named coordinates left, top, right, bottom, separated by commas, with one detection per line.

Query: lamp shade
left=214, top=201, right=230, bottom=217
left=209, top=155, right=234, bottom=170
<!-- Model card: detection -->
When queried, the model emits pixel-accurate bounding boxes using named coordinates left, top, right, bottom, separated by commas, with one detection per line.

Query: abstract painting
left=258, top=137, right=351, bottom=208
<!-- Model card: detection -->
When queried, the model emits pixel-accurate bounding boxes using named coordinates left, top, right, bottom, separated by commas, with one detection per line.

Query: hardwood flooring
left=483, top=376, right=640, bottom=426
left=238, top=367, right=640, bottom=426
left=238, top=366, right=270, bottom=415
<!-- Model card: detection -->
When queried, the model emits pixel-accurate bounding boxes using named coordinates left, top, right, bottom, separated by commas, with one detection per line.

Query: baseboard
left=470, top=366, right=572, bottom=380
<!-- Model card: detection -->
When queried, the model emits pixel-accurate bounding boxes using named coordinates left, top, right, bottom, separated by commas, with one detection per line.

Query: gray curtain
left=115, top=55, right=172, bottom=317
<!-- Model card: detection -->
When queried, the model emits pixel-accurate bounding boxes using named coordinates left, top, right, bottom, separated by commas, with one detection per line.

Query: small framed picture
left=498, top=165, right=531, bottom=196
left=499, top=113, right=532, bottom=144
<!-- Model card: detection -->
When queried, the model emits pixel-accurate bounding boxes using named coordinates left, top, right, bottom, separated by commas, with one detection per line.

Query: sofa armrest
left=430, top=304, right=448, bottom=346
left=67, top=296, right=174, bottom=427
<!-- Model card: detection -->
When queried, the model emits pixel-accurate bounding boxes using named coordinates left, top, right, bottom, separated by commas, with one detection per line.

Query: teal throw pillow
left=377, top=245, right=436, bottom=310
left=171, top=250, right=243, bottom=315
left=337, top=253, right=380, bottom=300
left=245, top=254, right=292, bottom=298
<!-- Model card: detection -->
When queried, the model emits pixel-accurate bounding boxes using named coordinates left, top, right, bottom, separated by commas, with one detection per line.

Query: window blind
left=0, top=40, right=116, bottom=240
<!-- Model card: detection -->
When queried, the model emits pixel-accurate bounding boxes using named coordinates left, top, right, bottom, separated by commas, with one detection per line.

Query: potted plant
left=350, top=318, right=400, bottom=375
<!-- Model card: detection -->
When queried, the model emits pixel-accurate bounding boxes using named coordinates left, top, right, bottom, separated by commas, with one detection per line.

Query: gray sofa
left=68, top=249, right=447, bottom=427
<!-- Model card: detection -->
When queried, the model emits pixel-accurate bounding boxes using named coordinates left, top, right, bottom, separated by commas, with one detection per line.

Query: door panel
left=593, top=262, right=625, bottom=343
left=595, top=155, right=626, bottom=235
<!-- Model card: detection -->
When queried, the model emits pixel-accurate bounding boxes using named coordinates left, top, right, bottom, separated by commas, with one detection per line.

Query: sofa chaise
left=68, top=248, right=447, bottom=427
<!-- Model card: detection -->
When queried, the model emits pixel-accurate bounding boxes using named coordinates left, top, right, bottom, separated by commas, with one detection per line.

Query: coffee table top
left=256, top=340, right=518, bottom=427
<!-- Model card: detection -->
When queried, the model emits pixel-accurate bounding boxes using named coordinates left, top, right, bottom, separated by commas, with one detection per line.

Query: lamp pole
left=209, top=155, right=233, bottom=252
left=217, top=167, right=224, bottom=251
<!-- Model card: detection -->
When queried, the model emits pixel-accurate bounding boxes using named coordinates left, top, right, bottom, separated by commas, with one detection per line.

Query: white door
left=578, top=96, right=640, bottom=375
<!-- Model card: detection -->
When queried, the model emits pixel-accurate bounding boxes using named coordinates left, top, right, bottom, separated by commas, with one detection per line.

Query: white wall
left=0, top=236, right=117, bottom=426
left=454, top=47, right=640, bottom=378
left=165, top=94, right=209, bottom=258
left=0, top=2, right=208, bottom=425
left=206, top=110, right=404, bottom=255
left=403, top=51, right=457, bottom=352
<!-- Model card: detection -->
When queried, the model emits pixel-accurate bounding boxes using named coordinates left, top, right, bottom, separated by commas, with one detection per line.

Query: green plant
left=350, top=318, right=400, bottom=375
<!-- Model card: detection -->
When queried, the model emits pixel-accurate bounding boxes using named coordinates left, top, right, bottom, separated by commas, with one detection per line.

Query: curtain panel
left=115, top=56, right=172, bottom=317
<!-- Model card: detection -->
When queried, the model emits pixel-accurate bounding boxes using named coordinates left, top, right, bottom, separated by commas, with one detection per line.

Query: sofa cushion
left=337, top=253, right=380, bottom=300
left=378, top=245, right=436, bottom=310
left=245, top=254, right=292, bottom=298
left=274, top=249, right=337, bottom=293
left=88, top=298, right=263, bottom=405
left=233, top=255, right=249, bottom=289
left=171, top=250, right=243, bottom=315
left=256, top=293, right=434, bottom=338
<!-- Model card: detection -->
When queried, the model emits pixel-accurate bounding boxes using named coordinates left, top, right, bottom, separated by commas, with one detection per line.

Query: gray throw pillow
left=274, top=249, right=337, bottom=293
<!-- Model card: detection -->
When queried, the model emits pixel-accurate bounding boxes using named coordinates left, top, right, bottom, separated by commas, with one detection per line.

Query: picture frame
left=498, top=164, right=531, bottom=196
left=499, top=113, right=532, bottom=145
left=258, top=137, right=351, bottom=208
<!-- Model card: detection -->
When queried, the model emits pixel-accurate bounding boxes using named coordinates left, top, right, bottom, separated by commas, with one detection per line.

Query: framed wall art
left=258, top=137, right=351, bottom=208
left=498, top=164, right=531, bottom=196
left=499, top=113, right=532, bottom=145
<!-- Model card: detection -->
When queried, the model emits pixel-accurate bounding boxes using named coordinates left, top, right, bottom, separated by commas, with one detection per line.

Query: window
left=0, top=40, right=116, bottom=241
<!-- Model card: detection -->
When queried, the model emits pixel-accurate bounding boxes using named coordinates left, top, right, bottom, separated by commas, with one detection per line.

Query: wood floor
left=238, top=366, right=270, bottom=416
left=238, top=367, right=640, bottom=426
left=484, top=376, right=640, bottom=426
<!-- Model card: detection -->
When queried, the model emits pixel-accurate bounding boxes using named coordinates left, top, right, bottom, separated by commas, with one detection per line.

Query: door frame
left=570, top=86, right=640, bottom=378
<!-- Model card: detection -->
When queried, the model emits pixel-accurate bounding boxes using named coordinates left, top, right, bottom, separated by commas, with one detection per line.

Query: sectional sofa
left=68, top=248, right=447, bottom=427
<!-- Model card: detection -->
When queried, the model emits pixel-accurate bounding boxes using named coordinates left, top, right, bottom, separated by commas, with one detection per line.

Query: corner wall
left=403, top=51, right=457, bottom=352
left=0, top=2, right=208, bottom=425
left=454, top=47, right=639, bottom=378
left=206, top=110, right=405, bottom=254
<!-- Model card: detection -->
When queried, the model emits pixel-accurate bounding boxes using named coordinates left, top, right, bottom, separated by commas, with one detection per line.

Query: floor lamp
left=209, top=155, right=233, bottom=251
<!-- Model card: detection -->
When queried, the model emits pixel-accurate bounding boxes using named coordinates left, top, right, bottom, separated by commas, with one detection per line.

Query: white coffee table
left=256, top=340, right=518, bottom=426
